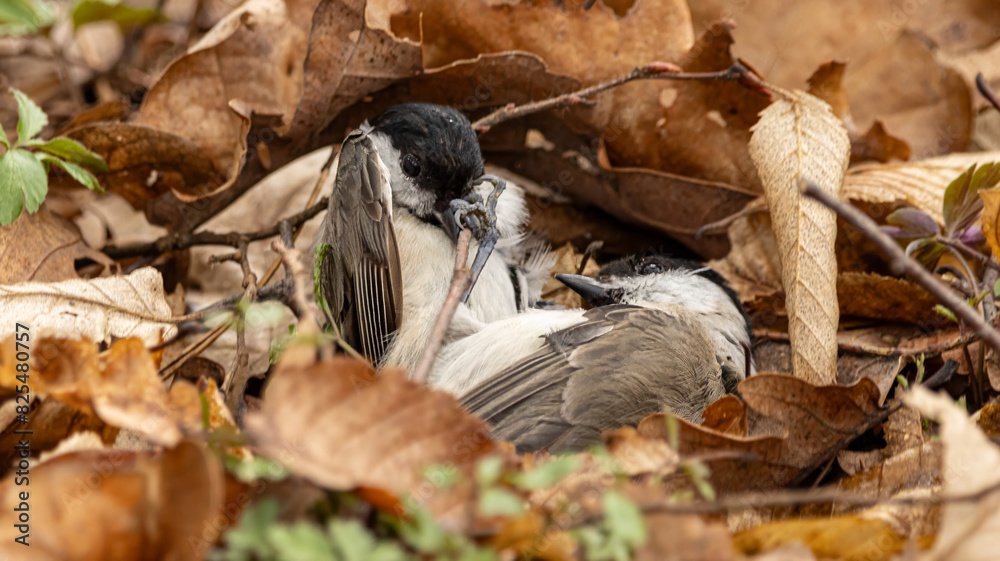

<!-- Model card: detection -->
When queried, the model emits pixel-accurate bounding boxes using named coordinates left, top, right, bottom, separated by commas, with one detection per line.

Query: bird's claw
left=451, top=176, right=507, bottom=303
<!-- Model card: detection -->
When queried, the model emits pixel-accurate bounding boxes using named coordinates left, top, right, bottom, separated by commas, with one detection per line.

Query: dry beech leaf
left=393, top=0, right=693, bottom=85
left=286, top=0, right=421, bottom=137
left=64, top=122, right=220, bottom=210
left=135, top=0, right=313, bottom=198
left=753, top=341, right=901, bottom=401
left=837, top=272, right=939, bottom=325
left=0, top=441, right=225, bottom=561
left=245, top=358, right=497, bottom=529
left=844, top=151, right=1000, bottom=224
left=640, top=374, right=885, bottom=494
left=25, top=338, right=190, bottom=446
left=603, top=21, right=772, bottom=190
left=748, top=89, right=850, bottom=385
left=688, top=0, right=1000, bottom=89
left=540, top=243, right=601, bottom=310
left=906, top=387, right=1000, bottom=561
left=0, top=209, right=111, bottom=284
left=805, top=61, right=911, bottom=164
left=637, top=512, right=736, bottom=561
left=603, top=427, right=680, bottom=478
left=0, top=267, right=176, bottom=346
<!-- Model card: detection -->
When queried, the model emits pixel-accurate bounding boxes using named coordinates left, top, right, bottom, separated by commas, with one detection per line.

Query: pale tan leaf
left=844, top=151, right=1000, bottom=224
left=748, top=90, right=850, bottom=385
left=0, top=267, right=176, bottom=346
left=906, top=387, right=1000, bottom=561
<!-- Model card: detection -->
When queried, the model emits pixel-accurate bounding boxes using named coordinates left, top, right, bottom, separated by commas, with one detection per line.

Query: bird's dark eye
left=401, top=154, right=421, bottom=177
left=640, top=262, right=663, bottom=275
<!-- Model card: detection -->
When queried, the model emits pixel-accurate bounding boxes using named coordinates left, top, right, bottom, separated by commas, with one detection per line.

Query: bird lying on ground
left=442, top=254, right=754, bottom=454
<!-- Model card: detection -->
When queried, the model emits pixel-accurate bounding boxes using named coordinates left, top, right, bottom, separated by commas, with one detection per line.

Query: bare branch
left=104, top=197, right=329, bottom=259
left=471, top=62, right=769, bottom=132
left=411, top=229, right=473, bottom=384
left=802, top=181, right=1000, bottom=355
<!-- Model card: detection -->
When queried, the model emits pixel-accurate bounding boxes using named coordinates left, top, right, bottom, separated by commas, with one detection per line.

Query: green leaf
left=0, top=123, right=8, bottom=149
left=896, top=374, right=909, bottom=389
left=269, top=522, right=337, bottom=561
left=478, top=488, right=524, bottom=517
left=29, top=137, right=108, bottom=171
left=994, top=278, right=1000, bottom=297
left=944, top=162, right=1000, bottom=236
left=904, top=237, right=945, bottom=270
left=225, top=455, right=288, bottom=483
left=0, top=148, right=47, bottom=224
left=72, top=0, right=165, bottom=31
left=38, top=155, right=103, bottom=192
left=423, top=464, right=460, bottom=490
left=602, top=491, right=647, bottom=548
left=512, top=456, right=580, bottom=491
left=314, top=244, right=333, bottom=318
left=245, top=301, right=289, bottom=328
left=934, top=305, right=958, bottom=323
left=328, top=519, right=375, bottom=561
left=475, top=456, right=504, bottom=487
left=398, top=508, right=447, bottom=553
left=11, top=89, right=47, bottom=144
left=220, top=499, right=280, bottom=560
left=0, top=0, right=53, bottom=34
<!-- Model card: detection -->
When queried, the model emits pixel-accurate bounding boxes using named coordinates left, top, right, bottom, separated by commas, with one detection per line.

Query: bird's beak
left=556, top=274, right=610, bottom=305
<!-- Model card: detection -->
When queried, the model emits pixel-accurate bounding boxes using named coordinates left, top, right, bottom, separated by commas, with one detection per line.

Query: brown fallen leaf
left=640, top=374, right=886, bottom=494
left=489, top=145, right=757, bottom=258
left=245, top=357, right=498, bottom=529
left=0, top=441, right=225, bottom=561
left=2, top=338, right=215, bottom=448
left=0, top=267, right=176, bottom=345
left=603, top=21, right=772, bottom=191
left=979, top=186, right=1000, bottom=260
left=540, top=243, right=601, bottom=309
left=0, top=208, right=110, bottom=284
left=734, top=516, right=905, bottom=561
left=689, top=0, right=1000, bottom=88
left=636, top=511, right=736, bottom=561
left=749, top=88, right=850, bottom=385
left=393, top=0, right=693, bottom=84
left=806, top=61, right=911, bottom=164
left=63, top=122, right=221, bottom=210
left=837, top=272, right=940, bottom=325
left=844, top=31, right=972, bottom=160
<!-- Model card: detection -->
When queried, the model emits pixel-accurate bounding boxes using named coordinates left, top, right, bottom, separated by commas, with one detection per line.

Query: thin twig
left=158, top=148, right=337, bottom=377
left=471, top=62, right=768, bottom=132
left=802, top=182, right=1000, bottom=355
left=411, top=230, right=473, bottom=384
left=104, top=197, right=329, bottom=259
left=977, top=72, right=1000, bottom=114
left=936, top=235, right=1000, bottom=273
left=754, top=329, right=978, bottom=358
left=270, top=239, right=321, bottom=334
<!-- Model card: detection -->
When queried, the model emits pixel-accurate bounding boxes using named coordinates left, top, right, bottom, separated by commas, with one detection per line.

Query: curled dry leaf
left=0, top=267, right=176, bottom=346
left=806, top=61, right=911, bottom=164
left=837, top=272, right=940, bottom=325
left=749, top=89, right=850, bottom=385
left=64, top=122, right=220, bottom=210
left=245, top=357, right=497, bottom=530
left=734, top=516, right=905, bottom=561
left=0, top=208, right=111, bottom=284
left=135, top=0, right=312, bottom=199
left=23, top=338, right=196, bottom=446
left=640, top=374, right=886, bottom=494
left=906, top=387, right=1000, bottom=561
left=0, top=441, right=225, bottom=561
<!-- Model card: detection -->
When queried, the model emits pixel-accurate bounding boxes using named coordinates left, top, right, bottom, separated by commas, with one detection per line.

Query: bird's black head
left=369, top=103, right=484, bottom=216
left=594, top=253, right=752, bottom=338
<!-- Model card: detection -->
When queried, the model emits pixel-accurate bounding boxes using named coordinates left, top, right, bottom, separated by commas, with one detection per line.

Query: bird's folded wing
left=460, top=306, right=724, bottom=453
left=319, top=131, right=403, bottom=363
